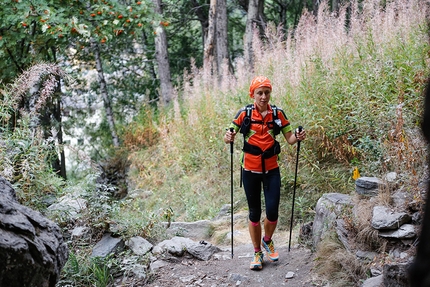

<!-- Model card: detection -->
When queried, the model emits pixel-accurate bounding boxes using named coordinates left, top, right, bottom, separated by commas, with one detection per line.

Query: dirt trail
left=147, top=227, right=325, bottom=287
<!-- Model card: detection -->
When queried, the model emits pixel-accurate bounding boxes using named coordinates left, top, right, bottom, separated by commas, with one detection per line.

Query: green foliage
left=58, top=252, right=117, bottom=287
left=0, top=64, right=66, bottom=209
left=0, top=1, right=429, bottom=286
left=126, top=0, right=430, bottom=230
left=0, top=0, right=153, bottom=83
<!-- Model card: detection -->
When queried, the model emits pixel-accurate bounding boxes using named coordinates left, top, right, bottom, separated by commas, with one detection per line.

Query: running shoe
left=250, top=251, right=264, bottom=270
left=262, top=239, right=279, bottom=262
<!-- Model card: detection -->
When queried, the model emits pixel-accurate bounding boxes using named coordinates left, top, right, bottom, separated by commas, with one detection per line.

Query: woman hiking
left=223, top=75, right=306, bottom=270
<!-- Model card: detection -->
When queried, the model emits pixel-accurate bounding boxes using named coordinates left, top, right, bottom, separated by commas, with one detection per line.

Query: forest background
left=1, top=0, right=430, bottom=286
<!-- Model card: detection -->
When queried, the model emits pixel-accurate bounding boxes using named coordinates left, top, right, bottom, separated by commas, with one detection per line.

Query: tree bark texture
left=91, top=38, right=120, bottom=148
left=204, top=0, right=231, bottom=78
left=204, top=0, right=216, bottom=74
left=152, top=0, right=173, bottom=106
left=215, top=0, right=231, bottom=77
left=190, top=0, right=209, bottom=51
left=245, top=0, right=259, bottom=70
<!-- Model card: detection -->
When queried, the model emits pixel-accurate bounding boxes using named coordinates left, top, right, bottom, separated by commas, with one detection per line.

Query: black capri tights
left=242, top=167, right=281, bottom=223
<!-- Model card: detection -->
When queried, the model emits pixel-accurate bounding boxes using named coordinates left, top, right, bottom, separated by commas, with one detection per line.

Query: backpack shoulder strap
left=245, top=104, right=254, bottom=117
left=239, top=104, right=254, bottom=135
left=271, top=104, right=278, bottom=119
left=270, top=104, right=281, bottom=136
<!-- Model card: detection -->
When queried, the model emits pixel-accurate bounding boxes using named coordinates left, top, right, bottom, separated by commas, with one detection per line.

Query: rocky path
left=146, top=242, right=323, bottom=287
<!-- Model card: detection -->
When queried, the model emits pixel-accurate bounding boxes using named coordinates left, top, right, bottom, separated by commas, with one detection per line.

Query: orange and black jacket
left=229, top=103, right=292, bottom=173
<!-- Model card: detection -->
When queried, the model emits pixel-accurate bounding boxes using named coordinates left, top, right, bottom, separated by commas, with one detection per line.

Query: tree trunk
left=332, top=0, right=339, bottom=12
left=215, top=0, right=231, bottom=78
left=152, top=0, right=173, bottom=106
left=91, top=38, right=120, bottom=148
left=54, top=84, right=67, bottom=179
left=51, top=47, right=66, bottom=179
left=313, top=0, right=320, bottom=16
left=190, top=0, right=209, bottom=52
left=204, top=0, right=231, bottom=78
left=203, top=0, right=216, bottom=74
left=245, top=0, right=259, bottom=70
left=257, top=0, right=266, bottom=31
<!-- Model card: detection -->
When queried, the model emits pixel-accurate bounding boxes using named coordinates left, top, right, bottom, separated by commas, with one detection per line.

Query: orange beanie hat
left=249, top=76, right=272, bottom=97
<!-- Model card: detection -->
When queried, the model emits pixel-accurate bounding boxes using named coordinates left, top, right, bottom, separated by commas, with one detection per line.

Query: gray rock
left=312, top=193, right=352, bottom=248
left=126, top=236, right=153, bottom=256
left=391, top=191, right=413, bottom=208
left=91, top=233, right=124, bottom=257
left=356, top=177, right=386, bottom=196
left=150, top=260, right=168, bottom=271
left=335, top=218, right=350, bottom=251
left=48, top=195, right=87, bottom=220
left=0, top=176, right=16, bottom=200
left=378, top=224, right=416, bottom=239
left=71, top=225, right=89, bottom=239
left=0, top=176, right=68, bottom=287
left=356, top=250, right=378, bottom=262
left=285, top=271, right=295, bottom=279
left=411, top=211, right=422, bottom=224
left=153, top=236, right=193, bottom=256
left=370, top=268, right=382, bottom=276
left=215, top=204, right=232, bottom=219
left=165, top=220, right=213, bottom=240
left=385, top=172, right=397, bottom=182
left=153, top=236, right=221, bottom=260
left=187, top=240, right=221, bottom=261
left=371, top=206, right=411, bottom=230
left=229, top=273, right=248, bottom=282
left=361, top=275, right=383, bottom=287
left=131, top=264, right=147, bottom=280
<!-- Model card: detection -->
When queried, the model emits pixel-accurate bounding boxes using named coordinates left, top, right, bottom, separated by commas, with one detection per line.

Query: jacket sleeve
left=277, top=108, right=293, bottom=134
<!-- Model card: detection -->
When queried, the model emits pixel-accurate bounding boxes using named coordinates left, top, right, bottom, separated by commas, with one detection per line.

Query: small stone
left=285, top=271, right=295, bottom=279
left=179, top=275, right=195, bottom=283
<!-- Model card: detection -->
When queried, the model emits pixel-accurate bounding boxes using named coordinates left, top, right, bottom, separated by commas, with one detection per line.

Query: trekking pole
left=229, top=128, right=234, bottom=258
left=288, top=126, right=303, bottom=252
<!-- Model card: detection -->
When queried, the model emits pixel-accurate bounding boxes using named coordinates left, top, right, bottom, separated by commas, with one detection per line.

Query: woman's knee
left=265, top=212, right=278, bottom=222
left=249, top=209, right=261, bottom=223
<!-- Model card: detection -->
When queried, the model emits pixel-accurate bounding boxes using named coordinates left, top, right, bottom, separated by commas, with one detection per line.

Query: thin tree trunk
left=152, top=0, right=173, bottom=106
left=190, top=0, right=209, bottom=53
left=215, top=0, right=231, bottom=78
left=54, top=86, right=67, bottom=179
left=204, top=0, right=216, bottom=74
left=313, top=0, right=319, bottom=16
left=245, top=0, right=259, bottom=70
left=51, top=47, right=66, bottom=179
left=91, top=38, right=120, bottom=148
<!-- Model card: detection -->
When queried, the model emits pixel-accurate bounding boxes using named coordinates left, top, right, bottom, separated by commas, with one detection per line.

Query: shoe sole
left=266, top=256, right=278, bottom=262
left=250, top=265, right=263, bottom=270
left=262, top=241, right=279, bottom=262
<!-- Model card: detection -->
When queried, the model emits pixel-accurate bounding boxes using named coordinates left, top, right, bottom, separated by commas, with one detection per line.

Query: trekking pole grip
left=296, top=126, right=303, bottom=142
left=229, top=128, right=234, bottom=154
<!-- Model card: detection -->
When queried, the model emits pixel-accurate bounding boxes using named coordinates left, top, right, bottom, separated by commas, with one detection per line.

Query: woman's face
left=252, top=87, right=271, bottom=109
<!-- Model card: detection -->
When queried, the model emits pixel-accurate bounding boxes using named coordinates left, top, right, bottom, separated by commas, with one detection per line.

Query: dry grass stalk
left=316, top=234, right=368, bottom=286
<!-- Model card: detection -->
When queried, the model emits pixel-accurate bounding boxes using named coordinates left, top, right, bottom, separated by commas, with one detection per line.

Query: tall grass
left=0, top=63, right=67, bottom=209
left=127, top=0, right=430, bottom=228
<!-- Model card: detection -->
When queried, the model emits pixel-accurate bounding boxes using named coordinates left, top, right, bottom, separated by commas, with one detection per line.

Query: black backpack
left=238, top=104, right=282, bottom=180
left=239, top=104, right=281, bottom=137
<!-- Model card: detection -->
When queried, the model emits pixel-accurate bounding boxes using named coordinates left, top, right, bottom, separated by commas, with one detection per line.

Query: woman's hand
left=285, top=128, right=306, bottom=145
left=224, top=129, right=236, bottom=144
left=295, top=128, right=306, bottom=142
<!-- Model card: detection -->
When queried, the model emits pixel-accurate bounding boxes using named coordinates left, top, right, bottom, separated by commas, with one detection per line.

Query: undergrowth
left=1, top=0, right=429, bottom=286
left=127, top=0, right=429, bottom=229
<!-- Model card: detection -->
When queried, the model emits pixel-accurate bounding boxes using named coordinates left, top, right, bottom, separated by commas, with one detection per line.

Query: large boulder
left=0, top=176, right=68, bottom=287
left=312, top=193, right=353, bottom=249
